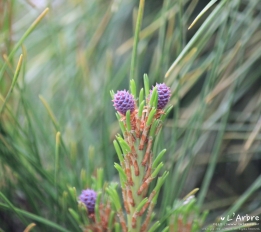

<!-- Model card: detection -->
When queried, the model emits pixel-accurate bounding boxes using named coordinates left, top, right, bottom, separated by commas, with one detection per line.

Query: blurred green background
left=0, top=0, right=261, bottom=231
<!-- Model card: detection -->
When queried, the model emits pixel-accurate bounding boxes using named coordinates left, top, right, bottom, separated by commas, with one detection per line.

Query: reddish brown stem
left=139, top=125, right=150, bottom=150
left=137, top=201, right=150, bottom=217
left=127, top=186, right=135, bottom=207
left=142, top=137, right=153, bottom=166
left=130, top=109, right=137, bottom=131
left=140, top=203, right=155, bottom=232
left=155, top=109, right=164, bottom=119
left=137, top=190, right=156, bottom=216
left=135, top=117, right=141, bottom=138
left=125, top=161, right=134, bottom=186
left=143, top=152, right=152, bottom=181
left=126, top=154, right=133, bottom=166
left=137, top=176, right=153, bottom=195
left=117, top=210, right=127, bottom=232
left=122, top=188, right=130, bottom=214
left=132, top=212, right=138, bottom=228
left=133, top=159, right=140, bottom=176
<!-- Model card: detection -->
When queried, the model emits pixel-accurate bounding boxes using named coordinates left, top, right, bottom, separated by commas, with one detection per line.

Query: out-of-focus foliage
left=0, top=0, right=261, bottom=231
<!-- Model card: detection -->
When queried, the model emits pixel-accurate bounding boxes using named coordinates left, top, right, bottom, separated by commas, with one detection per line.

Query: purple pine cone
left=112, top=90, right=135, bottom=115
left=79, top=189, right=97, bottom=214
left=154, top=83, right=171, bottom=109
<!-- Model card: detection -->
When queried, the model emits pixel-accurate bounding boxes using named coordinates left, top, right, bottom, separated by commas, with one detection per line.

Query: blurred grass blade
left=1, top=1, right=261, bottom=231
left=54, top=131, right=61, bottom=214
left=130, top=0, right=145, bottom=82
left=165, top=0, right=227, bottom=78
left=39, top=95, right=59, bottom=130
left=188, top=0, right=218, bottom=30
left=24, top=223, right=36, bottom=232
left=0, top=202, right=70, bottom=232
left=0, top=192, right=28, bottom=226
left=0, top=54, right=23, bottom=116
left=0, top=8, right=49, bottom=81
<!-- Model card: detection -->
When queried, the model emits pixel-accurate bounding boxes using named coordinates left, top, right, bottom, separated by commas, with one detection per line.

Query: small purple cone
left=112, top=90, right=135, bottom=115
left=79, top=189, right=97, bottom=214
left=154, top=83, right=171, bottom=109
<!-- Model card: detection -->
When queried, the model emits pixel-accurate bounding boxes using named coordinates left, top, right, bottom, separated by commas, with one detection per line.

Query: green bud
left=139, top=88, right=144, bottom=106
left=114, top=163, right=127, bottom=183
left=143, top=74, right=150, bottom=98
left=149, top=87, right=157, bottom=107
left=136, top=198, right=148, bottom=212
left=138, top=100, right=145, bottom=118
left=110, top=90, right=115, bottom=99
left=152, top=149, right=166, bottom=169
left=113, top=140, right=124, bottom=163
left=146, top=107, right=157, bottom=126
left=106, top=187, right=121, bottom=211
left=149, top=120, right=159, bottom=137
left=68, top=186, right=77, bottom=201
left=68, top=208, right=81, bottom=224
left=151, top=162, right=164, bottom=178
left=148, top=221, right=160, bottom=232
left=116, top=136, right=131, bottom=153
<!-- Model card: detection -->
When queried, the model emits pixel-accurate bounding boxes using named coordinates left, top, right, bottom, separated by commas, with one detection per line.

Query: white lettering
left=236, top=215, right=241, bottom=221
left=227, top=215, right=232, bottom=221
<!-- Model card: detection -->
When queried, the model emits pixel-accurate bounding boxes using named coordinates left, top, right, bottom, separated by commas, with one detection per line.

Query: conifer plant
left=108, top=75, right=172, bottom=232
left=76, top=77, right=209, bottom=231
